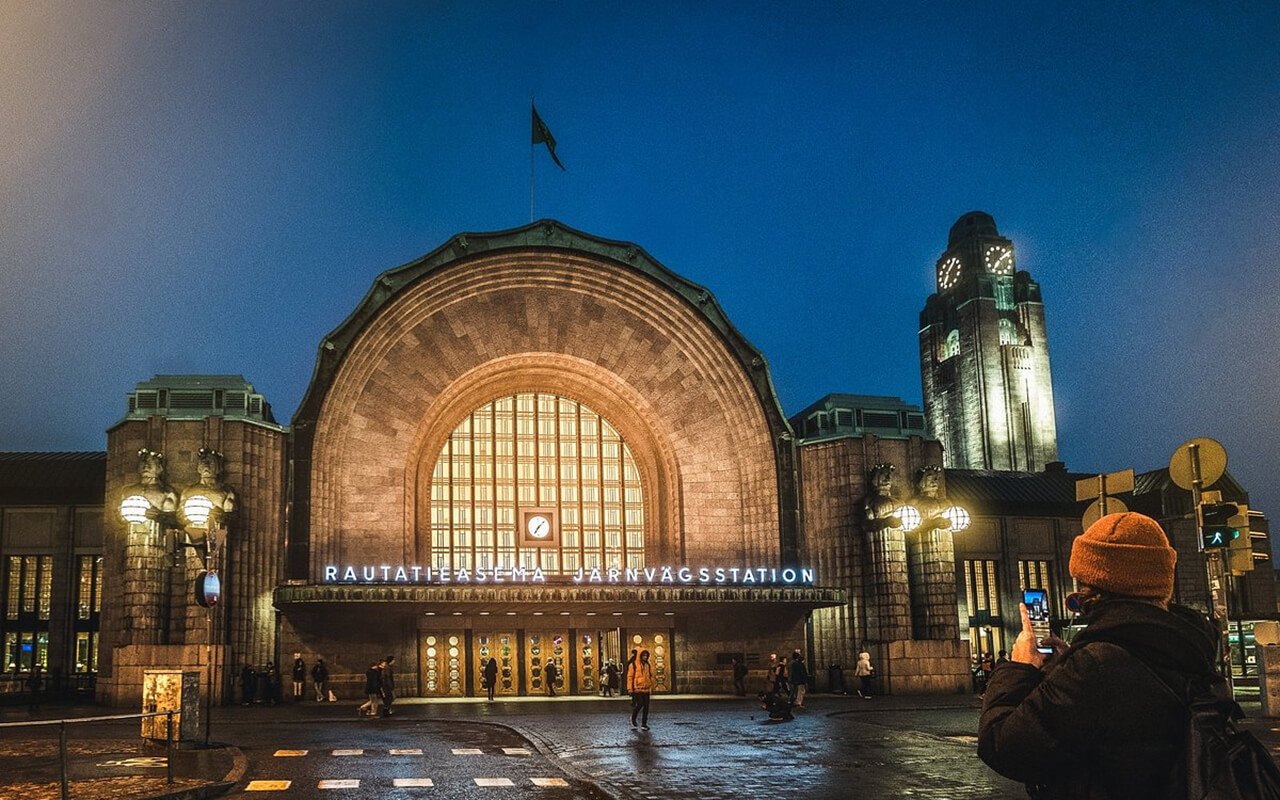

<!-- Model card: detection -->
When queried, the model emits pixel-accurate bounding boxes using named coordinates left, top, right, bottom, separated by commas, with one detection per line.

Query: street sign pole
left=1171, top=439, right=1233, bottom=694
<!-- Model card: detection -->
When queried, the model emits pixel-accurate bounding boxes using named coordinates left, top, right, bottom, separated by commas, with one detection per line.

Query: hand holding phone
left=1022, top=589, right=1053, bottom=655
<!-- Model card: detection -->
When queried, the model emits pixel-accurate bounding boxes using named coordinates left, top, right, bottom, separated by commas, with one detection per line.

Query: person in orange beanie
left=977, top=512, right=1219, bottom=799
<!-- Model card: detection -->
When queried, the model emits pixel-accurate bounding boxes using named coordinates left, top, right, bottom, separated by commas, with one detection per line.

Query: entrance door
left=626, top=629, right=673, bottom=694
left=474, top=631, right=518, bottom=697
left=419, top=632, right=466, bottom=697
left=524, top=630, right=568, bottom=695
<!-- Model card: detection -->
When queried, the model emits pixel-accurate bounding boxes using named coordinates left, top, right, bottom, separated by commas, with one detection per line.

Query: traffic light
left=1200, top=502, right=1243, bottom=550
left=1227, top=505, right=1254, bottom=574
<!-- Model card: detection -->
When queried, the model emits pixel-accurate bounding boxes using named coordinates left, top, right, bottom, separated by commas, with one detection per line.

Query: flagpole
left=530, top=96, right=535, bottom=222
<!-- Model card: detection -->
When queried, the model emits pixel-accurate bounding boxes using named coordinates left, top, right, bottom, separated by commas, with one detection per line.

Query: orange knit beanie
left=1069, top=512, right=1177, bottom=600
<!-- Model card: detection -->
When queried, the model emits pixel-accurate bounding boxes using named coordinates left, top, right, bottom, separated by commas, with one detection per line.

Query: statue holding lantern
left=180, top=448, right=236, bottom=546
left=119, top=449, right=179, bottom=525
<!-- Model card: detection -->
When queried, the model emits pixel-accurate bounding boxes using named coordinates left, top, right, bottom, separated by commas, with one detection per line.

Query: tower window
left=995, top=280, right=1015, bottom=311
left=999, top=319, right=1018, bottom=346
left=939, top=329, right=960, bottom=361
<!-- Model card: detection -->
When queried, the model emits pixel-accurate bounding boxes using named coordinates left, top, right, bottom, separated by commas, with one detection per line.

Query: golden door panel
left=576, top=631, right=597, bottom=695
left=419, top=632, right=466, bottom=697
left=627, top=628, right=672, bottom=694
left=474, top=631, right=518, bottom=697
left=525, top=630, right=567, bottom=695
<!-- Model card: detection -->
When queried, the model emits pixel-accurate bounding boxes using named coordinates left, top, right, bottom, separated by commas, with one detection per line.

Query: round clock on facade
left=984, top=244, right=1014, bottom=275
left=527, top=514, right=551, bottom=539
left=939, top=256, right=963, bottom=290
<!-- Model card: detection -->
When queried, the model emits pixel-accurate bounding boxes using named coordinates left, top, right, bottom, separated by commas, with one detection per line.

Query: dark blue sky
left=3, top=3, right=1279, bottom=528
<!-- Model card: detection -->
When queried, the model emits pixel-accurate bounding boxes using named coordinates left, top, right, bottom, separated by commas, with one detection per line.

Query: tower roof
left=947, top=211, right=999, bottom=248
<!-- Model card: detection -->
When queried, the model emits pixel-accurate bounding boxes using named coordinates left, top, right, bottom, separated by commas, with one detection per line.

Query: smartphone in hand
left=1022, top=589, right=1054, bottom=654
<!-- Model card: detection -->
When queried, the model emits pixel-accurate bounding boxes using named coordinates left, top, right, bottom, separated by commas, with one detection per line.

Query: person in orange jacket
left=627, top=649, right=655, bottom=731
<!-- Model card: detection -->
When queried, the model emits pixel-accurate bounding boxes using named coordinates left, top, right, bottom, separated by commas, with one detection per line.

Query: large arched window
left=428, top=393, right=645, bottom=576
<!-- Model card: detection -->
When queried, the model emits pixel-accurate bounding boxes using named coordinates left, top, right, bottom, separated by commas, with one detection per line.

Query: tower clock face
left=939, top=256, right=963, bottom=290
left=984, top=244, right=1014, bottom=275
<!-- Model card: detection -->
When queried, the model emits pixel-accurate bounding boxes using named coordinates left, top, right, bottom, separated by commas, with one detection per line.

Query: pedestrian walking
left=773, top=655, right=790, bottom=696
left=26, top=665, right=43, bottom=714
left=545, top=659, right=559, bottom=696
left=732, top=656, right=747, bottom=696
left=605, top=661, right=619, bottom=697
left=483, top=657, right=498, bottom=701
left=789, top=652, right=809, bottom=707
left=978, top=512, right=1218, bottom=799
left=240, top=663, right=256, bottom=705
left=291, top=656, right=306, bottom=701
left=263, top=661, right=280, bottom=706
left=380, top=655, right=397, bottom=716
left=358, top=661, right=382, bottom=717
left=855, top=651, right=875, bottom=698
left=311, top=658, right=329, bottom=702
left=628, top=649, right=655, bottom=730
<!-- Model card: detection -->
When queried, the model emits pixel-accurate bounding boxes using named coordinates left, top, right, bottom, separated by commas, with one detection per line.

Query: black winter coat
left=978, top=600, right=1218, bottom=800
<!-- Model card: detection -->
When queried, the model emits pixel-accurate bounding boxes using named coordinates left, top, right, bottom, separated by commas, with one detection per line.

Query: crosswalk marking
left=273, top=750, right=308, bottom=757
left=246, top=780, right=291, bottom=791
left=475, top=778, right=515, bottom=787
left=389, top=748, right=423, bottom=755
left=332, top=749, right=364, bottom=756
left=452, top=748, right=484, bottom=755
left=393, top=778, right=435, bottom=788
left=318, top=779, right=360, bottom=789
left=502, top=747, right=531, bottom=755
left=531, top=777, right=569, bottom=787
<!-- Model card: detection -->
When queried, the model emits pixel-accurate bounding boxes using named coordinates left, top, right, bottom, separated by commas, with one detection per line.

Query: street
left=215, top=694, right=1027, bottom=800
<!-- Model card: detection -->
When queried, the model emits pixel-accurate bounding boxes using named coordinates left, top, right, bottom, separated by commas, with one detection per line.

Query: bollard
left=59, top=720, right=69, bottom=800
left=166, top=711, right=175, bottom=784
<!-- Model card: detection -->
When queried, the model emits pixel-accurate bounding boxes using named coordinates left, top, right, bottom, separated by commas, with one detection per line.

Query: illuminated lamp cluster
left=120, top=495, right=151, bottom=525
left=894, top=504, right=972, bottom=533
left=183, top=495, right=216, bottom=528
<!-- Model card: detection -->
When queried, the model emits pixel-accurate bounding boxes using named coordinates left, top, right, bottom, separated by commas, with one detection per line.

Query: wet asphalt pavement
left=8, top=693, right=1280, bottom=800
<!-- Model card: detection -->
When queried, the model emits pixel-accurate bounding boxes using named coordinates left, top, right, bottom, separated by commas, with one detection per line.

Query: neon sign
left=321, top=564, right=815, bottom=586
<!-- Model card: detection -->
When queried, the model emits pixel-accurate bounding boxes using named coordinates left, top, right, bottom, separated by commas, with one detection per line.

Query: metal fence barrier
left=0, top=709, right=178, bottom=800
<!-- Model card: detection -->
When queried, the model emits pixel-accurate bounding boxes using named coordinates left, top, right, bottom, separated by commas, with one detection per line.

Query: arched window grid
left=429, top=393, right=645, bottom=576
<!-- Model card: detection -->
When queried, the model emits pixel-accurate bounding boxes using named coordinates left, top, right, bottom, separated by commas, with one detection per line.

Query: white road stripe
left=389, top=748, right=424, bottom=755
left=531, top=777, right=569, bottom=787
left=393, top=778, right=435, bottom=787
left=475, top=777, right=515, bottom=787
left=452, top=748, right=484, bottom=755
left=318, top=779, right=360, bottom=789
left=502, top=747, right=531, bottom=755
left=332, top=749, right=364, bottom=756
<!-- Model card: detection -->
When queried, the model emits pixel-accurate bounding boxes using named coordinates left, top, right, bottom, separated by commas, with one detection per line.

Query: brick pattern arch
left=306, top=247, right=784, bottom=578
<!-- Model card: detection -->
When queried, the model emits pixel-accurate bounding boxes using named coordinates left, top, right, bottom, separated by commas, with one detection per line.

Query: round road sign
left=1168, top=438, right=1227, bottom=491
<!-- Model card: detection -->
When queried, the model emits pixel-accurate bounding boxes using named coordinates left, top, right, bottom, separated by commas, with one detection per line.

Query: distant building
left=0, top=452, right=104, bottom=693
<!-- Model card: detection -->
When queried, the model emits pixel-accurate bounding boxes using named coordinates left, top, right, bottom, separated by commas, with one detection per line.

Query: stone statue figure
left=863, top=464, right=902, bottom=532
left=124, top=448, right=178, bottom=517
left=911, top=465, right=951, bottom=532
left=182, top=448, right=237, bottom=519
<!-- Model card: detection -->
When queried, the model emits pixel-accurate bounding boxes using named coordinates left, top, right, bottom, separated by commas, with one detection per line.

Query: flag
left=532, top=105, right=566, bottom=170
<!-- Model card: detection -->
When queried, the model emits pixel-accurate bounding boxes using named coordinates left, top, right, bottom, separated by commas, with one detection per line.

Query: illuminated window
left=940, top=329, right=960, bottom=361
left=961, top=559, right=1004, bottom=657
left=999, top=318, right=1018, bottom=346
left=429, top=393, right=645, bottom=575
left=73, top=556, right=102, bottom=673
left=3, top=555, right=54, bottom=673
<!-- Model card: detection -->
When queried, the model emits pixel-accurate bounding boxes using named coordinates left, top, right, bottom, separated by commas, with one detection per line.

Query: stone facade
left=98, top=396, right=287, bottom=707
left=796, top=433, right=970, bottom=694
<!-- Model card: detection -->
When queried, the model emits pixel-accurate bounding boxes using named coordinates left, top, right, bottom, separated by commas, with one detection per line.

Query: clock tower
left=919, top=212, right=1059, bottom=472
